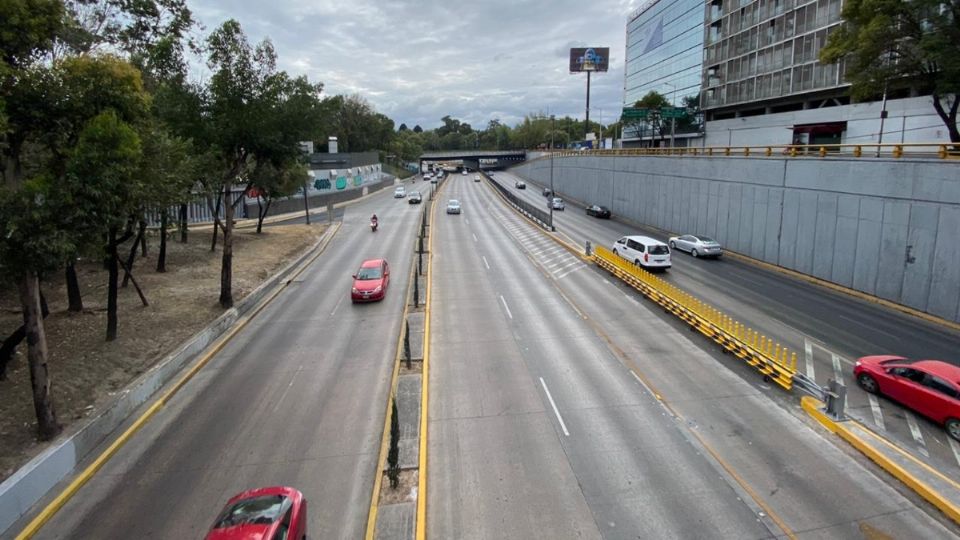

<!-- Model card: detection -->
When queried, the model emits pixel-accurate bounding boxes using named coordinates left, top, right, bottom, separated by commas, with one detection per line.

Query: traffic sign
left=621, top=107, right=649, bottom=120
left=660, top=107, right=687, bottom=119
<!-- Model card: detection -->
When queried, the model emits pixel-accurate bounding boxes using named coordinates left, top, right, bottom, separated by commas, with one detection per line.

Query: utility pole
left=585, top=71, right=591, bottom=141
left=550, top=115, right=555, bottom=230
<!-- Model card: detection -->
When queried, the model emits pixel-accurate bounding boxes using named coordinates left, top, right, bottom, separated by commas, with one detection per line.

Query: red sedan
left=351, top=258, right=390, bottom=302
left=205, top=486, right=307, bottom=540
left=854, top=355, right=960, bottom=440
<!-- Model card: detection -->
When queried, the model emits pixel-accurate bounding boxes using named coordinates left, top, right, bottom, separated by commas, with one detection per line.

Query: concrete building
left=623, top=0, right=705, bottom=146
left=699, top=0, right=949, bottom=147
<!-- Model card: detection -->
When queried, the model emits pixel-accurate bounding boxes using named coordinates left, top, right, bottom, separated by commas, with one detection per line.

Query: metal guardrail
left=540, top=142, right=960, bottom=160
left=483, top=174, right=554, bottom=230
left=593, top=246, right=798, bottom=391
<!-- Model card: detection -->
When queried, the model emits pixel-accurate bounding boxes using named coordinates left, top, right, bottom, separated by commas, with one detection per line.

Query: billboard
left=569, top=47, right=609, bottom=72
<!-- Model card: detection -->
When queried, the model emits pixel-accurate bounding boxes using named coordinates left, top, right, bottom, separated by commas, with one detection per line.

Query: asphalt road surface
left=427, top=174, right=957, bottom=539
left=15, top=176, right=421, bottom=539
left=491, top=169, right=960, bottom=475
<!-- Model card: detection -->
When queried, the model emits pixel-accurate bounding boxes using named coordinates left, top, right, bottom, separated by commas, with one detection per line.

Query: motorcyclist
left=370, top=213, right=378, bottom=230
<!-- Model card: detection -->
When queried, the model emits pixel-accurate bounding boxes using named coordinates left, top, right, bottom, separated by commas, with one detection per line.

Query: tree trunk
left=209, top=194, right=222, bottom=252
left=138, top=219, right=147, bottom=257
left=117, top=256, right=148, bottom=306
left=66, top=261, right=83, bottom=312
left=18, top=271, right=60, bottom=440
left=931, top=92, right=960, bottom=146
left=220, top=184, right=235, bottom=308
left=122, top=222, right=145, bottom=288
left=157, top=210, right=168, bottom=272
left=0, top=291, right=49, bottom=380
left=179, top=203, right=188, bottom=243
left=107, top=227, right=119, bottom=341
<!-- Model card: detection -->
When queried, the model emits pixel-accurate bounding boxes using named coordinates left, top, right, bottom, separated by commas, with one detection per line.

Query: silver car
left=446, top=199, right=462, bottom=214
left=549, top=197, right=565, bottom=210
left=668, top=234, right=723, bottom=258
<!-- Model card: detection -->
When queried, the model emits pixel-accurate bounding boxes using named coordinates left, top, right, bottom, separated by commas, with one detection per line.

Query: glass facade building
left=624, top=0, right=705, bottom=108
left=702, top=0, right=847, bottom=115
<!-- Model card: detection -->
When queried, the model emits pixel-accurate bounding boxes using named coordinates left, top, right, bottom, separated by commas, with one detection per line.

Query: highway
left=427, top=174, right=958, bottom=539
left=490, top=169, right=960, bottom=475
left=17, top=178, right=422, bottom=539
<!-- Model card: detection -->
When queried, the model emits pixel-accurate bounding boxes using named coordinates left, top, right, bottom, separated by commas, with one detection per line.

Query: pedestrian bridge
left=420, top=150, right=526, bottom=171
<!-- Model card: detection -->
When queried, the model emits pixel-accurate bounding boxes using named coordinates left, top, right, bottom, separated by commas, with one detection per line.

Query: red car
left=205, top=486, right=307, bottom=540
left=854, top=355, right=960, bottom=440
left=351, top=258, right=390, bottom=302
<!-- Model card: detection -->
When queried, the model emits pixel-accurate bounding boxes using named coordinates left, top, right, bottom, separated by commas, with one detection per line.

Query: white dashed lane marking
left=867, top=394, right=885, bottom=431
left=905, top=412, right=929, bottom=457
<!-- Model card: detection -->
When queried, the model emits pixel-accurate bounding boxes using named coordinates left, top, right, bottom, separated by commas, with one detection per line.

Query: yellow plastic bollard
left=818, top=146, right=827, bottom=158
left=853, top=145, right=862, bottom=157
left=765, top=147, right=772, bottom=156
left=744, top=147, right=751, bottom=157
left=939, top=145, right=948, bottom=159
left=789, top=147, right=797, bottom=157
left=724, top=147, right=731, bottom=156
left=791, top=352, right=797, bottom=370
left=893, top=145, right=903, bottom=158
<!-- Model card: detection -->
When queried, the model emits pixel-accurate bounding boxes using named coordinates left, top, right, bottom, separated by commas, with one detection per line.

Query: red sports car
left=854, top=355, right=960, bottom=440
left=205, top=486, right=307, bottom=540
left=351, top=258, right=390, bottom=302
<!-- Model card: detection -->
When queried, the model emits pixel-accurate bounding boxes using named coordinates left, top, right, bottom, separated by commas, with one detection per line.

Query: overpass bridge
left=420, top=150, right=526, bottom=171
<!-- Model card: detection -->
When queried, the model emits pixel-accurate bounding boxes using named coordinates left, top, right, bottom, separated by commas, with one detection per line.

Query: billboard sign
left=569, top=47, right=609, bottom=72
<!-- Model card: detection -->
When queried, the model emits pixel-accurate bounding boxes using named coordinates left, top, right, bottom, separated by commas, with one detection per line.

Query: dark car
left=854, top=356, right=960, bottom=440
left=542, top=187, right=553, bottom=197
left=586, top=205, right=611, bottom=218
left=206, top=486, right=307, bottom=540
left=408, top=191, right=422, bottom=204
left=515, top=181, right=526, bottom=189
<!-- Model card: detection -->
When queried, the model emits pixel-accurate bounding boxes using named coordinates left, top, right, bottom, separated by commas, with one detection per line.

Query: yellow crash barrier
left=593, top=246, right=797, bottom=391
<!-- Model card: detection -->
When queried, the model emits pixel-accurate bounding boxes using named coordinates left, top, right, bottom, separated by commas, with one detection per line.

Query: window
left=924, top=376, right=960, bottom=400
left=650, top=245, right=670, bottom=255
left=890, top=367, right=925, bottom=383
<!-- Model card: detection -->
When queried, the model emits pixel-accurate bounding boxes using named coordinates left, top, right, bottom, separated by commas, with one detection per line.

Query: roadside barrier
left=593, top=246, right=798, bottom=391
left=535, top=142, right=959, bottom=160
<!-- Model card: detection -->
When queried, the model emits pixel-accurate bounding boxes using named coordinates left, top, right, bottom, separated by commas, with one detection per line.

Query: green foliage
left=635, top=91, right=670, bottom=109
left=0, top=0, right=65, bottom=68
left=821, top=0, right=960, bottom=140
left=0, top=174, right=76, bottom=275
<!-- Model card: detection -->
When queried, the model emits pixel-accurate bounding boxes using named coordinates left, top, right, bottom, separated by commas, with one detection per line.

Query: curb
left=1, top=223, right=341, bottom=537
left=802, top=396, right=960, bottom=525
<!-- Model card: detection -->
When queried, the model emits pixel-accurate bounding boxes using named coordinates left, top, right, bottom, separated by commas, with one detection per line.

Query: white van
left=612, top=235, right=671, bottom=270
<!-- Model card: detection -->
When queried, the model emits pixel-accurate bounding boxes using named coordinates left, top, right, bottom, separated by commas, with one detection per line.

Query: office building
left=623, top=0, right=705, bottom=145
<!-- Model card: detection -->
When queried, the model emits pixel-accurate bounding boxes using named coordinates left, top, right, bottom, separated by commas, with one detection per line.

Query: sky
left=188, top=0, right=645, bottom=131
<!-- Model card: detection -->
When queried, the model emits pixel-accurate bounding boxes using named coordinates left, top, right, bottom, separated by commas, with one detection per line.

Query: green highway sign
left=660, top=107, right=687, bottom=119
left=621, top=107, right=649, bottom=120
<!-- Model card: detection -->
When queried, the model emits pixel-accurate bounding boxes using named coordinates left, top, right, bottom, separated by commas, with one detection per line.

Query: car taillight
left=644, top=253, right=648, bottom=262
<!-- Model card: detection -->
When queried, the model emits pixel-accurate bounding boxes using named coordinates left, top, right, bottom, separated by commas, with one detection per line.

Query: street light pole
left=550, top=115, right=555, bottom=230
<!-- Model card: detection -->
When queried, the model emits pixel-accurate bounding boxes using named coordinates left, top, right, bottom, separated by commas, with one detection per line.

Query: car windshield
left=448, top=200, right=459, bottom=206
left=357, top=267, right=383, bottom=280
left=650, top=245, right=670, bottom=255
left=213, top=495, right=287, bottom=528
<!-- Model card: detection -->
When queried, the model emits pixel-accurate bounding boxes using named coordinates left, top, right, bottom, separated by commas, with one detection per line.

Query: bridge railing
left=534, top=142, right=959, bottom=160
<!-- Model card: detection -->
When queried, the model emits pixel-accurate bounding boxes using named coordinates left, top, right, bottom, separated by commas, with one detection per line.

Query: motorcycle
left=370, top=219, right=378, bottom=232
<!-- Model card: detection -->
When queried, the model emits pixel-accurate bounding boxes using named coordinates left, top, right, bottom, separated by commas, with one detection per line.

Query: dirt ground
left=0, top=223, right=326, bottom=481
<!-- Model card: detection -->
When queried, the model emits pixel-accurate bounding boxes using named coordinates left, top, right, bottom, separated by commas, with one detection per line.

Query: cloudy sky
left=188, top=0, right=644, bottom=130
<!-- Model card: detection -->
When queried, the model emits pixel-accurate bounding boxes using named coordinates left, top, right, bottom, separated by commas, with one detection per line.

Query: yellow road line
left=415, top=176, right=441, bottom=540
left=364, top=228, right=420, bottom=539
left=15, top=223, right=341, bottom=540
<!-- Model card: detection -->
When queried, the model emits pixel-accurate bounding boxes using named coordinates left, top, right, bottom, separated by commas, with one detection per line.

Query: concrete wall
left=704, top=96, right=951, bottom=147
left=511, top=155, right=960, bottom=322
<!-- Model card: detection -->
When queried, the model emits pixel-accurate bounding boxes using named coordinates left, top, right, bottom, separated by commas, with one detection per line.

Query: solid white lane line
left=804, top=339, right=815, bottom=380
left=624, top=293, right=641, bottom=305
left=499, top=295, right=513, bottom=319
left=472, top=233, right=478, bottom=243
left=868, top=394, right=885, bottom=431
left=905, top=412, right=929, bottom=456
left=330, top=295, right=344, bottom=317
left=602, top=278, right=612, bottom=285
left=272, top=364, right=303, bottom=412
left=482, top=256, right=490, bottom=270
left=831, top=353, right=844, bottom=384
left=949, top=438, right=960, bottom=469
left=465, top=218, right=470, bottom=224
left=540, top=377, right=570, bottom=436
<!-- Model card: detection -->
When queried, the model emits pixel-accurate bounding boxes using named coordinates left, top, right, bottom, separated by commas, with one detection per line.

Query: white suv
left=612, top=235, right=671, bottom=270
left=394, top=186, right=406, bottom=198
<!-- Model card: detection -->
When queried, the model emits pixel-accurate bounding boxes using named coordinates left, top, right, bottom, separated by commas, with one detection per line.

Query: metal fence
left=144, top=188, right=248, bottom=227
left=483, top=173, right=553, bottom=230
left=538, top=142, right=959, bottom=160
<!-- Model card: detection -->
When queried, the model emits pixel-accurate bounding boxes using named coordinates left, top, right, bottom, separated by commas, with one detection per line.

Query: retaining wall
left=511, top=155, right=960, bottom=322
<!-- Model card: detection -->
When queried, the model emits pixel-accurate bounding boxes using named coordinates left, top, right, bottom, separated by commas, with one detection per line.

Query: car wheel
left=612, top=249, right=618, bottom=258
left=692, top=248, right=699, bottom=258
left=857, top=373, right=879, bottom=394
left=634, top=259, right=641, bottom=267
left=669, top=241, right=675, bottom=249
left=946, top=418, right=960, bottom=441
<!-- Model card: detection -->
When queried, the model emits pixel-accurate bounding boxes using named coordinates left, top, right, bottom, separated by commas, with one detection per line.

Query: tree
left=820, top=0, right=960, bottom=143
left=203, top=20, right=322, bottom=308
left=398, top=122, right=408, bottom=132
left=412, top=124, right=422, bottom=133
left=248, top=158, right=306, bottom=233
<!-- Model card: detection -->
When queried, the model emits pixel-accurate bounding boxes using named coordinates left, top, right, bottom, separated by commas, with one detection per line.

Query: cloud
left=188, top=0, right=643, bottom=129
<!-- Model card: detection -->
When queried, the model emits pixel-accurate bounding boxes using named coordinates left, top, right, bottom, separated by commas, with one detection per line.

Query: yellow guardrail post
left=939, top=145, right=947, bottom=159
left=894, top=145, right=903, bottom=158
left=853, top=145, right=862, bottom=157
left=818, top=146, right=827, bottom=158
